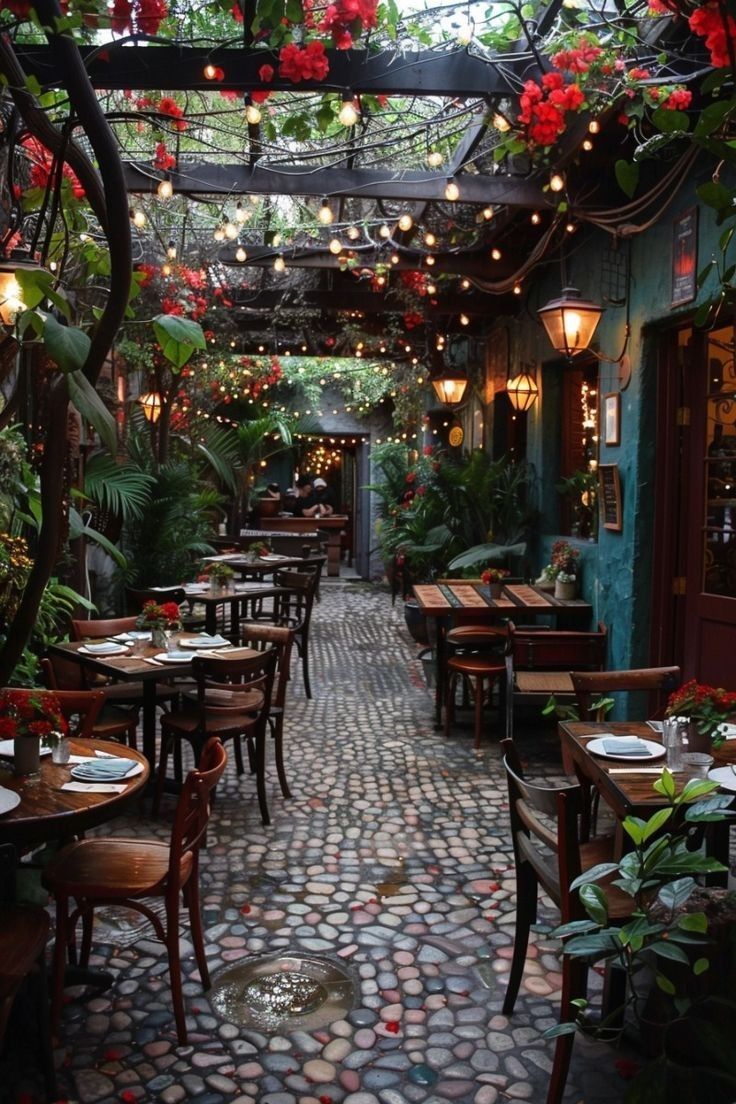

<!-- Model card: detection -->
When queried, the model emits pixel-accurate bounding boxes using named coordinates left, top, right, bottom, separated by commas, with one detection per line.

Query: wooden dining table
left=182, top=580, right=286, bottom=636
left=0, top=737, right=148, bottom=852
left=412, top=581, right=593, bottom=726
left=558, top=720, right=736, bottom=867
left=259, top=515, right=348, bottom=576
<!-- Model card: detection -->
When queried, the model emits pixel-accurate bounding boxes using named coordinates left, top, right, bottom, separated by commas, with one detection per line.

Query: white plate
left=153, top=652, right=193, bottom=664
left=0, top=787, right=20, bottom=815
left=71, top=759, right=143, bottom=781
left=179, top=637, right=230, bottom=649
left=79, top=643, right=129, bottom=656
left=708, top=766, right=736, bottom=792
left=0, top=739, right=53, bottom=759
left=587, top=735, right=666, bottom=761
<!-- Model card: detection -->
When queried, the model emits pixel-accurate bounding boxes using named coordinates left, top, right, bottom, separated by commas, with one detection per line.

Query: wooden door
left=654, top=323, right=736, bottom=686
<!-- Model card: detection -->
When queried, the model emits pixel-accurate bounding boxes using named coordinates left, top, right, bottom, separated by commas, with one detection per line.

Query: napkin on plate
left=602, top=738, right=651, bottom=757
left=194, top=633, right=229, bottom=646
left=71, top=758, right=136, bottom=780
left=62, top=782, right=127, bottom=794
left=83, top=641, right=120, bottom=653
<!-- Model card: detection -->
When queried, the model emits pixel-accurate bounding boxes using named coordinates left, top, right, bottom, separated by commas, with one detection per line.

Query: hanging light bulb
left=161, top=262, right=172, bottom=277
left=244, top=95, right=262, bottom=125
left=491, top=247, right=502, bottom=260
left=398, top=213, right=413, bottom=232
left=338, top=92, right=359, bottom=127
left=513, top=282, right=522, bottom=295
left=460, top=278, right=470, bottom=290
left=235, top=245, right=247, bottom=262
left=444, top=178, right=460, bottom=202
left=459, top=313, right=470, bottom=326
left=378, top=223, right=391, bottom=238
left=234, top=201, right=247, bottom=224
left=549, top=171, right=566, bottom=192
left=156, top=175, right=173, bottom=200
left=582, top=138, right=593, bottom=151
left=328, top=238, right=343, bottom=255
left=425, top=231, right=436, bottom=247
left=318, top=199, right=333, bottom=225
left=588, top=119, right=601, bottom=134
left=456, top=19, right=474, bottom=45
left=203, top=63, right=218, bottom=80
left=131, top=208, right=146, bottom=228
left=426, top=282, right=437, bottom=295
left=224, top=221, right=239, bottom=240
left=493, top=112, right=511, bottom=132
left=346, top=225, right=360, bottom=240
left=274, top=255, right=286, bottom=272
left=427, top=150, right=443, bottom=168
left=531, top=211, right=541, bottom=225
left=166, top=240, right=177, bottom=260
left=390, top=252, right=400, bottom=265
left=482, top=206, right=494, bottom=220
left=213, top=225, right=225, bottom=242
left=425, top=254, right=436, bottom=266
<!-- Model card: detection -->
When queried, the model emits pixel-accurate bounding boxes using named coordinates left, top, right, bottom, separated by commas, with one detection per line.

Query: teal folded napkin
left=602, top=738, right=650, bottom=757
left=196, top=634, right=229, bottom=646
left=72, top=758, right=136, bottom=779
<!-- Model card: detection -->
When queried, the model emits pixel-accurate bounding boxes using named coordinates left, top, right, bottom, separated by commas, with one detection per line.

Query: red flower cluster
left=157, top=96, right=187, bottom=131
left=137, top=600, right=181, bottom=626
left=278, top=40, right=329, bottom=82
left=111, top=0, right=169, bottom=36
left=320, top=0, right=378, bottom=49
left=667, top=678, right=736, bottom=718
left=551, top=36, right=603, bottom=74
left=518, top=73, right=584, bottom=147
left=0, top=689, right=68, bottom=741
left=403, top=310, right=424, bottom=330
left=153, top=141, right=176, bottom=171
left=659, top=86, right=692, bottom=110
left=481, top=566, right=510, bottom=585
left=2, top=0, right=33, bottom=17
left=22, top=137, right=85, bottom=200
left=136, top=263, right=157, bottom=288
left=689, top=2, right=736, bottom=69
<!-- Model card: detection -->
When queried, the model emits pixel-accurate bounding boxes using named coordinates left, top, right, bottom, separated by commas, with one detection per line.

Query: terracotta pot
left=554, top=579, right=577, bottom=600
left=14, top=736, right=40, bottom=776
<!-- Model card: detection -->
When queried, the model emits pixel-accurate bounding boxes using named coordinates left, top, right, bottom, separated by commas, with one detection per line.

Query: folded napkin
left=602, top=738, right=651, bottom=757
left=84, top=642, right=120, bottom=653
left=62, top=782, right=127, bottom=794
left=71, top=758, right=136, bottom=780
left=194, top=633, right=229, bottom=646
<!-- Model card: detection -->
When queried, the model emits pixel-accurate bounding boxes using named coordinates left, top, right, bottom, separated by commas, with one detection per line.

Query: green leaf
left=653, top=768, right=676, bottom=800
left=68, top=506, right=127, bottom=569
left=579, top=883, right=608, bottom=925
left=543, top=1021, right=578, bottom=1038
left=622, top=816, right=647, bottom=845
left=642, top=806, right=673, bottom=840
left=24, top=73, right=42, bottom=96
left=693, top=957, right=710, bottom=975
left=652, top=106, right=690, bottom=134
left=657, top=877, right=695, bottom=912
left=153, top=313, right=206, bottom=370
left=570, top=862, right=619, bottom=890
left=697, top=180, right=733, bottom=213
left=678, top=778, right=720, bottom=803
left=677, top=912, right=707, bottom=933
left=67, top=370, right=117, bottom=454
left=694, top=99, right=734, bottom=139
left=284, top=0, right=302, bottom=21
left=650, top=940, right=690, bottom=964
left=655, top=972, right=676, bottom=995
left=43, top=315, right=90, bottom=373
left=615, top=159, right=639, bottom=199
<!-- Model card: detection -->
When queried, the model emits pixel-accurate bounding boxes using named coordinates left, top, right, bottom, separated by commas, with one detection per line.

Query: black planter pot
left=403, top=598, right=429, bottom=645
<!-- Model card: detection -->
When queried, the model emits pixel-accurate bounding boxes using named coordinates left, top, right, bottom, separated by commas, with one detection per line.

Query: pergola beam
left=220, top=242, right=512, bottom=278
left=125, top=162, right=546, bottom=207
left=17, top=44, right=524, bottom=97
left=229, top=287, right=502, bottom=317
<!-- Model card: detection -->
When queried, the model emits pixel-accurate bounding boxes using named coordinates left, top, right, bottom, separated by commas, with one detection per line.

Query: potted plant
left=198, top=562, right=236, bottom=590
left=245, top=541, right=271, bottom=561
left=481, top=565, right=510, bottom=598
left=664, top=679, right=736, bottom=753
left=0, top=688, right=69, bottom=775
left=136, top=600, right=182, bottom=649
left=536, top=540, right=581, bottom=599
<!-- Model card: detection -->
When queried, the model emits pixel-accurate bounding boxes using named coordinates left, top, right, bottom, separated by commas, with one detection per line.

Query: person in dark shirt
left=293, top=474, right=315, bottom=517
left=302, top=477, right=336, bottom=518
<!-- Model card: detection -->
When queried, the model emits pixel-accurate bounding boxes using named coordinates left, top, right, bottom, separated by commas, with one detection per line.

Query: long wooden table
left=412, top=582, right=593, bottom=726
left=559, top=720, right=736, bottom=864
left=260, top=515, right=348, bottom=576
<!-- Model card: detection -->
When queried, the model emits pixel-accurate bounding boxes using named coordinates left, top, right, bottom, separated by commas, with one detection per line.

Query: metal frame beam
left=229, top=287, right=503, bottom=317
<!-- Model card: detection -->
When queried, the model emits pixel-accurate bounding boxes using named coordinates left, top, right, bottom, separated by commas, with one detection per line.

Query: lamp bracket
left=588, top=324, right=632, bottom=389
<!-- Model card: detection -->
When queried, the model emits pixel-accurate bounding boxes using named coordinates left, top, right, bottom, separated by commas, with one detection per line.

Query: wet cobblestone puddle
left=4, top=582, right=628, bottom=1103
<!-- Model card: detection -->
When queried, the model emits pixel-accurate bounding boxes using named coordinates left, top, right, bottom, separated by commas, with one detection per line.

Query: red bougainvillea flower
left=551, top=36, right=603, bottom=74
left=136, top=263, right=157, bottom=288
left=22, top=137, right=85, bottom=199
left=136, top=0, right=168, bottom=34
left=2, top=0, right=33, bottom=16
left=278, top=40, right=330, bottom=82
left=689, top=2, right=736, bottom=68
left=230, top=0, right=243, bottom=21
left=660, top=87, right=692, bottom=110
left=157, top=96, right=187, bottom=131
left=258, top=64, right=274, bottom=83
left=153, top=141, right=176, bottom=171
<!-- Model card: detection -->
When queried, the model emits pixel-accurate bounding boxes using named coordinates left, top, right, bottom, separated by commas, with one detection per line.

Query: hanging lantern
left=138, top=391, right=162, bottom=423
left=506, top=370, right=539, bottom=412
left=430, top=367, right=468, bottom=406
left=537, top=287, right=603, bottom=358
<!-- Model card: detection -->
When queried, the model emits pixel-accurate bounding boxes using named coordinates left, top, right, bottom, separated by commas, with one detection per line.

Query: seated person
left=282, top=487, right=298, bottom=515
left=261, top=482, right=281, bottom=500
left=301, top=477, right=336, bottom=518
left=293, top=474, right=315, bottom=517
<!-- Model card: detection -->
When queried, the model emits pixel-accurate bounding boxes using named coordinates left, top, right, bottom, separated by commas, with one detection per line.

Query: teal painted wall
left=500, top=164, right=725, bottom=679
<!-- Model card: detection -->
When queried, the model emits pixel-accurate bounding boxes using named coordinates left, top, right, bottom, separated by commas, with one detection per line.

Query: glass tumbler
left=663, top=717, right=683, bottom=771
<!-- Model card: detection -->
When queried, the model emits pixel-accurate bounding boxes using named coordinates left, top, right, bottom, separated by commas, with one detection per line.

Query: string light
left=131, top=209, right=146, bottom=227
left=427, top=150, right=443, bottom=167
left=274, top=255, right=286, bottom=272
left=157, top=176, right=173, bottom=200
left=425, top=231, right=436, bottom=247
left=531, top=211, right=541, bottom=225
left=444, top=179, right=460, bottom=202
left=338, top=93, right=359, bottom=127
left=491, top=247, right=502, bottom=260
left=482, top=206, right=494, bottom=220
left=347, top=225, right=361, bottom=240
left=224, top=221, right=239, bottom=240
left=493, top=113, right=511, bottom=132
left=378, top=223, right=391, bottom=239
left=549, top=172, right=566, bottom=192
left=235, top=201, right=247, bottom=224
left=235, top=245, right=247, bottom=262
left=588, top=119, right=601, bottom=134
left=398, top=214, right=413, bottom=232
left=244, top=95, right=262, bottom=125
left=318, top=199, right=334, bottom=225
left=328, top=238, right=343, bottom=255
left=166, top=240, right=177, bottom=260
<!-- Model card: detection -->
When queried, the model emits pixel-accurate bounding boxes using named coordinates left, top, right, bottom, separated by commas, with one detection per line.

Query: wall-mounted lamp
left=138, top=391, right=162, bottom=423
left=538, top=286, right=631, bottom=387
left=506, top=368, right=539, bottom=412
left=430, top=366, right=468, bottom=406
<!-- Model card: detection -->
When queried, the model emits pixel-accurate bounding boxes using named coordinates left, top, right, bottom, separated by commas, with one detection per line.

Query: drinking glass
left=680, top=752, right=713, bottom=778
left=663, top=717, right=683, bottom=771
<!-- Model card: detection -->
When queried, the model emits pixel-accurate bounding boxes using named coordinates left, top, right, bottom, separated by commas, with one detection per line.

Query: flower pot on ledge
left=554, top=579, right=577, bottom=601
left=488, top=582, right=503, bottom=598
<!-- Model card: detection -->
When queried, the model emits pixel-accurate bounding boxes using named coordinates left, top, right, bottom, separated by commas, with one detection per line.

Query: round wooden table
left=0, top=738, right=149, bottom=851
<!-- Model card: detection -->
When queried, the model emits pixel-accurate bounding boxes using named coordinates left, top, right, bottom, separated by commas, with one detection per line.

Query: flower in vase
left=136, top=600, right=182, bottom=631
left=665, top=679, right=736, bottom=748
left=481, top=567, right=510, bottom=585
left=0, top=688, right=69, bottom=742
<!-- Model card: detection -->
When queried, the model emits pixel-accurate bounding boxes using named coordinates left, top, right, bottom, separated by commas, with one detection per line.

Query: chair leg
left=165, top=895, right=187, bottom=1045
left=50, top=895, right=71, bottom=1035
left=79, top=904, right=94, bottom=967
left=502, top=865, right=537, bottom=1015
left=185, top=871, right=210, bottom=990
left=271, top=716, right=291, bottom=799
left=254, top=732, right=270, bottom=825
left=34, top=955, right=58, bottom=1101
left=444, top=672, right=456, bottom=738
left=301, top=638, right=311, bottom=699
left=546, top=956, right=588, bottom=1104
left=234, top=734, right=245, bottom=776
left=473, top=674, right=484, bottom=751
left=153, top=732, right=172, bottom=816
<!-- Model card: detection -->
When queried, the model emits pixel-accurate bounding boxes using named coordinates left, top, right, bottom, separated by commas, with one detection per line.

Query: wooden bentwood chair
left=40, top=658, right=138, bottom=748
left=501, top=739, right=632, bottom=1104
left=571, top=666, right=681, bottom=721
left=43, top=737, right=227, bottom=1045
left=240, top=623, right=295, bottom=801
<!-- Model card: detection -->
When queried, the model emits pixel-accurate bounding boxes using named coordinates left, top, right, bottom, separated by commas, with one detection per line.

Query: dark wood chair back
left=240, top=624, right=294, bottom=711
left=168, top=737, right=227, bottom=892
left=507, top=621, right=608, bottom=670
left=571, top=666, right=681, bottom=721
left=70, top=616, right=137, bottom=641
left=273, top=568, right=319, bottom=632
left=190, top=648, right=277, bottom=719
left=49, top=689, right=106, bottom=739
left=41, top=653, right=85, bottom=692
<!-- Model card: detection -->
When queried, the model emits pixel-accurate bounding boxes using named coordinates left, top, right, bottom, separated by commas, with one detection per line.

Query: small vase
left=14, top=736, right=40, bottom=776
left=685, top=721, right=712, bottom=753
left=554, top=579, right=577, bottom=600
left=151, top=625, right=168, bottom=650
left=487, top=581, right=503, bottom=598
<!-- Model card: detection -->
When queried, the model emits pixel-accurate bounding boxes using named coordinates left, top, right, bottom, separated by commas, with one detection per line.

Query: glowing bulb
left=426, top=282, right=436, bottom=294
left=161, top=262, right=172, bottom=277
left=460, top=278, right=470, bottom=289
left=213, top=226, right=225, bottom=242
left=425, top=231, right=436, bottom=246
left=445, top=179, right=460, bottom=202
left=425, top=254, right=435, bottom=266
left=224, top=222, right=238, bottom=240
left=427, top=150, right=443, bottom=168
left=274, top=255, right=286, bottom=272
left=589, top=119, right=600, bottom=134
left=132, top=209, right=146, bottom=227
left=513, top=282, right=522, bottom=295
left=203, top=64, right=217, bottom=80
left=456, top=20, right=473, bottom=45
left=398, top=214, right=413, bottom=232
left=166, top=240, right=176, bottom=259
left=347, top=225, right=360, bottom=240
left=156, top=177, right=173, bottom=200
left=338, top=97, right=359, bottom=127
left=491, top=247, right=502, bottom=260
left=482, top=206, right=494, bottom=221
left=379, top=223, right=391, bottom=239
left=318, top=200, right=333, bottom=225
left=272, top=232, right=282, bottom=247
left=549, top=172, right=566, bottom=192
left=459, top=313, right=469, bottom=326
left=531, top=211, right=541, bottom=225
left=234, top=202, right=246, bottom=224
left=493, top=112, right=511, bottom=132
left=582, top=138, right=593, bottom=151
left=245, top=101, right=262, bottom=125
left=235, top=246, right=247, bottom=262
left=329, top=238, right=343, bottom=255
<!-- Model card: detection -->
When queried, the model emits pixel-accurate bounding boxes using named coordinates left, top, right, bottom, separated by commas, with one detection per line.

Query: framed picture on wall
left=672, top=207, right=698, bottom=307
left=603, top=392, right=620, bottom=447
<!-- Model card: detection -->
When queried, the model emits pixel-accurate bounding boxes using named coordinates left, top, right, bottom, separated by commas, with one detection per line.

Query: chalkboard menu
left=598, top=464, right=622, bottom=531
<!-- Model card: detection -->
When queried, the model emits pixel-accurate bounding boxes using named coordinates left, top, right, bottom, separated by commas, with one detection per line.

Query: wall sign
left=598, top=463, right=623, bottom=531
left=603, top=392, right=621, bottom=447
left=672, top=207, right=697, bottom=307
